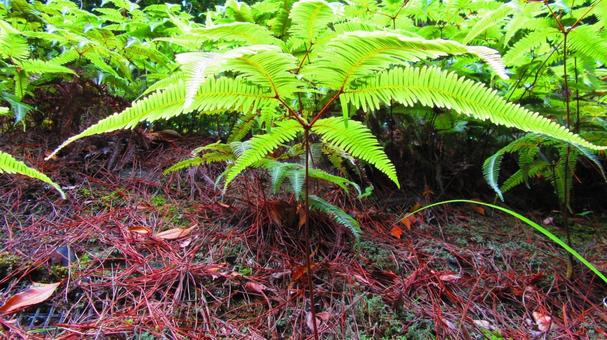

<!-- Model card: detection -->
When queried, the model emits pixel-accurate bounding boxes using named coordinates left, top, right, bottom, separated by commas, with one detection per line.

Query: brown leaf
left=0, top=282, right=61, bottom=315
left=532, top=311, right=552, bottom=332
left=400, top=215, right=413, bottom=230
left=128, top=225, right=151, bottom=234
left=292, top=263, right=318, bottom=283
left=154, top=226, right=196, bottom=240
left=390, top=226, right=403, bottom=239
left=471, top=206, right=485, bottom=215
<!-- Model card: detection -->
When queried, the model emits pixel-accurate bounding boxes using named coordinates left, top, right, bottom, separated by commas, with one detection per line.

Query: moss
left=0, top=252, right=22, bottom=278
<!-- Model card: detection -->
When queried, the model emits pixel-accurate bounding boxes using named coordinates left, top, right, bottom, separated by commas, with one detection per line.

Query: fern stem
left=303, top=127, right=319, bottom=340
left=561, top=30, right=575, bottom=274
left=308, top=88, right=343, bottom=128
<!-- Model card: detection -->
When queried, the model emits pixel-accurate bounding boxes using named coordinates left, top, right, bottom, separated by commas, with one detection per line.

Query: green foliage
left=0, top=151, right=65, bottom=199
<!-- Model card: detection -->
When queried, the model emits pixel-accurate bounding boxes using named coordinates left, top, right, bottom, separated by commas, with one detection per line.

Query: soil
left=1, top=132, right=607, bottom=339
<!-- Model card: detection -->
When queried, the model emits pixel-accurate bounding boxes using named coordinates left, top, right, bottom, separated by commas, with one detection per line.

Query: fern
left=463, top=2, right=514, bottom=44
left=312, top=117, right=399, bottom=188
left=0, top=151, right=65, bottom=199
left=224, top=119, right=303, bottom=186
left=190, top=22, right=282, bottom=45
left=176, top=45, right=289, bottom=107
left=289, top=0, right=337, bottom=44
left=304, top=30, right=508, bottom=89
left=309, top=194, right=361, bottom=239
left=18, top=59, right=76, bottom=75
left=342, top=66, right=607, bottom=151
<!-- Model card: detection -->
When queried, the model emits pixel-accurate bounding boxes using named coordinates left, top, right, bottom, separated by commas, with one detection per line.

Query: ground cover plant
left=1, top=0, right=607, bottom=338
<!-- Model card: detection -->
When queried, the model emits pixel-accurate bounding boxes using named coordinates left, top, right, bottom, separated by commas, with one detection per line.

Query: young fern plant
left=46, top=0, right=607, bottom=336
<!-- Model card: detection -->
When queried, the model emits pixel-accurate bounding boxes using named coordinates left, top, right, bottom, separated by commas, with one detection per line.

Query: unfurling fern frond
left=312, top=117, right=399, bottom=188
left=309, top=194, right=361, bottom=239
left=304, top=31, right=508, bottom=89
left=0, top=151, right=65, bottom=199
left=342, top=66, right=607, bottom=151
left=224, top=119, right=303, bottom=187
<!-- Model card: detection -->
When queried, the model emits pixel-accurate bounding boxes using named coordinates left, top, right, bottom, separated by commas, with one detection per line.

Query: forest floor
left=1, top=132, right=607, bottom=339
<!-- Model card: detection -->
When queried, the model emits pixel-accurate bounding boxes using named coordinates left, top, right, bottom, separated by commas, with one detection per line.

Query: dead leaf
left=390, top=226, right=403, bottom=239
left=0, top=282, right=61, bottom=315
left=471, top=206, right=485, bottom=215
left=410, top=202, right=423, bottom=212
left=217, top=202, right=230, bottom=208
left=245, top=282, right=267, bottom=294
left=128, top=225, right=151, bottom=234
left=179, top=238, right=192, bottom=248
left=542, top=217, right=554, bottom=225
left=154, top=226, right=196, bottom=240
left=473, top=319, right=493, bottom=330
left=306, top=312, right=319, bottom=332
left=439, top=273, right=461, bottom=282
left=532, top=311, right=552, bottom=332
left=316, top=311, right=331, bottom=321
left=292, top=263, right=318, bottom=283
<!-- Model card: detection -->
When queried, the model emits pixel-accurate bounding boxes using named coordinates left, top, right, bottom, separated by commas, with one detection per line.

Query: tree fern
left=341, top=66, right=607, bottom=151
left=0, top=151, right=65, bottom=199
left=312, top=117, right=399, bottom=188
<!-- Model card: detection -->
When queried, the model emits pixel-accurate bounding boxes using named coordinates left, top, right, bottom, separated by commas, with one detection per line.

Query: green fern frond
left=500, top=160, right=549, bottom=194
left=289, top=0, right=337, bottom=44
left=568, top=24, right=607, bottom=65
left=46, top=84, right=187, bottom=159
left=312, top=117, right=399, bottom=188
left=0, top=151, right=65, bottom=199
left=222, top=49, right=300, bottom=98
left=483, top=152, right=506, bottom=201
left=176, top=45, right=279, bottom=108
left=163, top=157, right=204, bottom=175
left=47, top=77, right=274, bottom=159
left=309, top=194, right=361, bottom=239
left=304, top=30, right=508, bottom=89
left=463, top=2, right=514, bottom=44
left=288, top=167, right=304, bottom=198
left=191, top=22, right=282, bottom=45
left=188, top=77, right=275, bottom=115
left=341, top=66, right=606, bottom=151
left=18, top=59, right=76, bottom=75
left=224, top=119, right=303, bottom=187
left=503, top=29, right=558, bottom=66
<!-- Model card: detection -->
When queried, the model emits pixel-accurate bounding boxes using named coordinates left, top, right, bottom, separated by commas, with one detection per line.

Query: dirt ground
left=1, top=133, right=607, bottom=339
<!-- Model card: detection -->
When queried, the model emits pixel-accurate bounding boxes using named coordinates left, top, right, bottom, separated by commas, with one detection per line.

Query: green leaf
left=313, top=117, right=399, bottom=188
left=0, top=151, right=65, bottom=199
